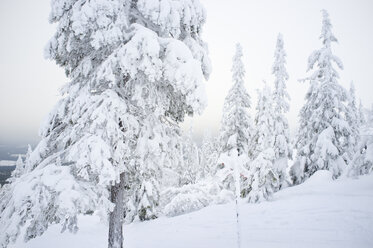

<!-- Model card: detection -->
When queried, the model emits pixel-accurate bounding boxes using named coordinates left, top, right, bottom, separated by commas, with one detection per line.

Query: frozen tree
left=313, top=126, right=345, bottom=176
left=23, top=144, right=33, bottom=173
left=349, top=137, right=373, bottom=177
left=217, top=43, right=252, bottom=196
left=358, top=100, right=366, bottom=125
left=128, top=116, right=168, bottom=222
left=345, top=82, right=360, bottom=161
left=347, top=115, right=373, bottom=177
left=199, top=130, right=219, bottom=179
left=247, top=149, right=278, bottom=203
left=271, top=33, right=292, bottom=189
left=0, top=1, right=210, bottom=247
left=8, top=155, right=25, bottom=182
left=165, top=126, right=200, bottom=188
left=180, top=126, right=200, bottom=185
left=160, top=179, right=220, bottom=217
left=347, top=104, right=373, bottom=177
left=252, top=83, right=275, bottom=159
left=248, top=83, right=278, bottom=202
left=219, top=43, right=253, bottom=157
left=290, top=10, right=350, bottom=184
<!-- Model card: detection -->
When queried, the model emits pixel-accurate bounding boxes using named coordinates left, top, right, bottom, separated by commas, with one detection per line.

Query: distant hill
left=0, top=165, right=15, bottom=185
left=0, top=144, right=28, bottom=185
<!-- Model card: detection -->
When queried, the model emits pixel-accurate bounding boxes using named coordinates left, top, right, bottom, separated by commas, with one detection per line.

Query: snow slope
left=11, top=171, right=373, bottom=248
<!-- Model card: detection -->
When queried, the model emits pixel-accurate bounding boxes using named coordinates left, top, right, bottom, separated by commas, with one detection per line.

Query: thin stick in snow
left=233, top=151, right=241, bottom=248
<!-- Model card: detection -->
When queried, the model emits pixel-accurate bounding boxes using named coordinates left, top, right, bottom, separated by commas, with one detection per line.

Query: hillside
left=10, top=171, right=373, bottom=248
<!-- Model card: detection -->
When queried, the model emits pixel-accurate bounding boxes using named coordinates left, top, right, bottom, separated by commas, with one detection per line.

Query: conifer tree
left=248, top=83, right=278, bottom=202
left=358, top=100, right=366, bottom=125
left=0, top=1, right=210, bottom=247
left=181, top=127, right=200, bottom=185
left=252, top=83, right=275, bottom=159
left=219, top=43, right=253, bottom=157
left=9, top=155, right=24, bottom=181
left=348, top=106, right=373, bottom=177
left=200, top=130, right=219, bottom=179
left=23, top=144, right=33, bottom=173
left=217, top=43, right=252, bottom=196
left=271, top=34, right=292, bottom=189
left=345, top=82, right=360, bottom=161
left=291, top=10, right=349, bottom=184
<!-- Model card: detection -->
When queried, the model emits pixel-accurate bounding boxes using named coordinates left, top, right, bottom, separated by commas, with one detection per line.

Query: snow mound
left=304, top=170, right=333, bottom=185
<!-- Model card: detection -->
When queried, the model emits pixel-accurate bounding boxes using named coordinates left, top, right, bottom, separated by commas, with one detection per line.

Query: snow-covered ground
left=11, top=171, right=373, bottom=248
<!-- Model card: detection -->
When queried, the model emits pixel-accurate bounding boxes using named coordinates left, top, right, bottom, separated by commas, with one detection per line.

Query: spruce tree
left=9, top=155, right=24, bottom=182
left=200, top=130, right=219, bottom=179
left=358, top=100, right=366, bottom=125
left=0, top=1, right=210, bottom=247
left=23, top=144, right=33, bottom=173
left=219, top=43, right=253, bottom=157
left=248, top=83, right=278, bottom=203
left=181, top=127, right=200, bottom=185
left=291, top=10, right=350, bottom=184
left=252, top=83, right=275, bottom=159
left=345, top=82, right=360, bottom=161
left=348, top=106, right=373, bottom=177
left=217, top=43, right=252, bottom=196
left=271, top=34, right=292, bottom=189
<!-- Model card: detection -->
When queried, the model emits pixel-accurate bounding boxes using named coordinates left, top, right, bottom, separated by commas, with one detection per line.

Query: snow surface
left=11, top=171, right=373, bottom=248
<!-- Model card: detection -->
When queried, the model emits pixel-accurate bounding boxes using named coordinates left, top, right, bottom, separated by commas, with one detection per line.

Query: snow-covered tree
left=247, top=148, right=278, bottom=203
left=290, top=10, right=350, bottom=184
left=9, top=155, right=25, bottom=181
left=180, top=126, right=200, bottom=185
left=23, top=144, right=33, bottom=173
left=0, top=1, right=210, bottom=247
left=217, top=43, right=252, bottom=196
left=160, top=179, right=220, bottom=217
left=199, top=130, right=219, bottom=179
left=347, top=113, right=373, bottom=178
left=271, top=33, right=292, bottom=189
left=347, top=104, right=373, bottom=177
left=358, top=100, right=366, bottom=125
left=252, top=83, right=275, bottom=159
left=248, top=83, right=278, bottom=202
left=345, top=82, right=360, bottom=161
left=219, top=43, right=253, bottom=157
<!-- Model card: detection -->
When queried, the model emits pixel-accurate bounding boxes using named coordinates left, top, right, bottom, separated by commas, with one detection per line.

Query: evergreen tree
left=181, top=126, right=200, bottom=185
left=200, top=130, right=219, bottom=179
left=291, top=10, right=349, bottom=184
left=247, top=149, right=278, bottom=203
left=271, top=33, right=292, bottom=189
left=0, top=1, right=210, bottom=247
left=347, top=107, right=373, bottom=177
left=248, top=83, right=278, bottom=202
left=217, top=43, right=252, bottom=196
left=252, top=83, right=275, bottom=159
left=219, top=43, right=253, bottom=157
left=345, top=82, right=360, bottom=161
left=23, top=144, right=33, bottom=173
left=9, top=155, right=25, bottom=182
left=358, top=100, right=366, bottom=125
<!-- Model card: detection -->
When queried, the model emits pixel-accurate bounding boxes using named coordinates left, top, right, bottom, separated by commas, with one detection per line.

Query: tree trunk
left=108, top=172, right=126, bottom=248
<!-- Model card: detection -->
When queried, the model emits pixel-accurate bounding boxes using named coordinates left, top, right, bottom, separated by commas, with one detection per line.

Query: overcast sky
left=1, top=0, right=373, bottom=145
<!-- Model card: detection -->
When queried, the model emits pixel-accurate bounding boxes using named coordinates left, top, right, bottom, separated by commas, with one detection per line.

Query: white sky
left=1, top=0, right=373, bottom=145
